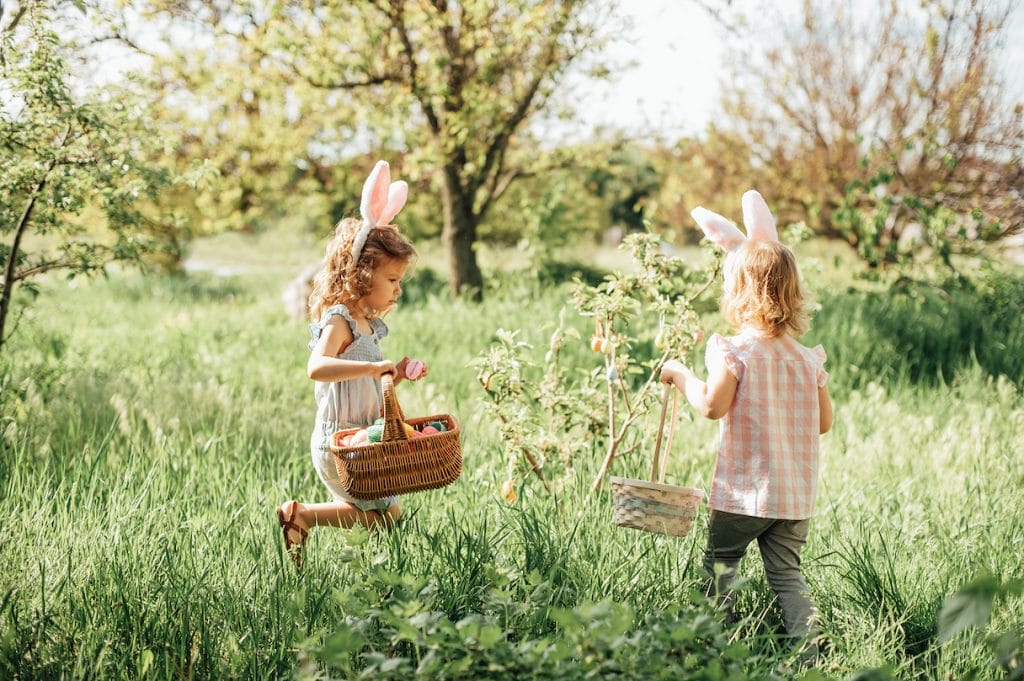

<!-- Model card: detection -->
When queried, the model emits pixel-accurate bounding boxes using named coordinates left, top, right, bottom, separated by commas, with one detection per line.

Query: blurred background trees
left=702, top=0, right=1023, bottom=269
left=2, top=0, right=1022, bottom=312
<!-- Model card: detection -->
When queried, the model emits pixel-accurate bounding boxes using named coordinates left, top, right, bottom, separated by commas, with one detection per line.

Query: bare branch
left=388, top=0, right=442, bottom=137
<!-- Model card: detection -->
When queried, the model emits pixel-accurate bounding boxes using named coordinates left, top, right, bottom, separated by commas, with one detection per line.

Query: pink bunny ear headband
left=351, top=160, right=409, bottom=263
left=690, top=189, right=779, bottom=252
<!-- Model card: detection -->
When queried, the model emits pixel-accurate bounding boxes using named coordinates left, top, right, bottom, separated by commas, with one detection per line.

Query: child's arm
left=307, top=317, right=395, bottom=382
left=660, top=360, right=737, bottom=420
left=818, top=384, right=833, bottom=434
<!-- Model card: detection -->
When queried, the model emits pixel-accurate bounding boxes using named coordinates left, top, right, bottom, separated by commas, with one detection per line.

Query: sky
left=569, top=0, right=727, bottom=139
left=573, top=0, right=1024, bottom=139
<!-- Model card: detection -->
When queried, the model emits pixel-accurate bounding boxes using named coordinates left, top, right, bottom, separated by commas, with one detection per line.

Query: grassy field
left=1, top=237, right=1022, bottom=679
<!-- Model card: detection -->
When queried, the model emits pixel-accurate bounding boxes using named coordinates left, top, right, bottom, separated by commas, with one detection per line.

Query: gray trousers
left=703, top=509, right=818, bottom=641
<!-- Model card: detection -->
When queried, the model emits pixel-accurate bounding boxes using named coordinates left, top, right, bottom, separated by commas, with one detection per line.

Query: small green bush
left=808, top=269, right=1024, bottom=389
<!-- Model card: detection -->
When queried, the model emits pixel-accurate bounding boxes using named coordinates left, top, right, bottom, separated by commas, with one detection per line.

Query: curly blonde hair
left=720, top=240, right=810, bottom=338
left=308, top=218, right=417, bottom=321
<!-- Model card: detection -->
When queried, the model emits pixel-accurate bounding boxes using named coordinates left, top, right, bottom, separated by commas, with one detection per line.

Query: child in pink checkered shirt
left=660, top=190, right=833, bottom=651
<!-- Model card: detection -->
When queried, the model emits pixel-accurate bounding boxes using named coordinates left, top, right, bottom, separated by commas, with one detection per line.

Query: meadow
left=1, top=234, right=1022, bottom=680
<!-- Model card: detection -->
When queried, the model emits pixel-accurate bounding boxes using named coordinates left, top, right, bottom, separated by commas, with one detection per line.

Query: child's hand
left=369, top=360, right=397, bottom=378
left=395, top=357, right=429, bottom=382
left=660, top=359, right=689, bottom=384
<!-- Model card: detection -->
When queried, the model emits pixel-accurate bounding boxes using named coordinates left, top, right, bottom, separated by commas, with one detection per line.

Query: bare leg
left=276, top=499, right=402, bottom=567
left=300, top=500, right=401, bottom=530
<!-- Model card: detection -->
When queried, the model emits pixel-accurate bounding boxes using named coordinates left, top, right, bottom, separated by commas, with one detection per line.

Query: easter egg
left=427, top=420, right=447, bottom=432
left=402, top=422, right=415, bottom=437
left=405, top=358, right=425, bottom=380
left=350, top=429, right=369, bottom=446
left=374, top=417, right=385, bottom=426
left=367, top=424, right=384, bottom=443
left=410, top=429, right=424, bottom=438
left=420, top=425, right=439, bottom=436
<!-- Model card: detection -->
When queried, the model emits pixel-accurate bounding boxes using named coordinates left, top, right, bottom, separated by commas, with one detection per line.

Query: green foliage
left=937, top=573, right=1024, bottom=679
left=1, top=261, right=1022, bottom=679
left=473, top=233, right=714, bottom=497
left=310, top=565, right=784, bottom=680
left=0, top=1, right=179, bottom=348
left=832, top=146, right=1005, bottom=271
left=808, top=268, right=1024, bottom=389
left=130, top=2, right=386, bottom=241
left=583, top=142, right=661, bottom=231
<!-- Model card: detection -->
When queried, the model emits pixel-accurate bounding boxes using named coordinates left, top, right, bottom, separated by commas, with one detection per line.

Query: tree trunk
left=0, top=173, right=48, bottom=353
left=440, top=166, right=483, bottom=300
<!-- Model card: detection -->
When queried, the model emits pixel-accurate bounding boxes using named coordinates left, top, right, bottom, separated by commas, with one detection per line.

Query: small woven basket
left=610, top=385, right=704, bottom=537
left=329, top=373, right=462, bottom=500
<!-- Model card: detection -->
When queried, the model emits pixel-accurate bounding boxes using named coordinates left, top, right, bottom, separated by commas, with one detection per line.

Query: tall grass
left=1, top=268, right=1022, bottom=679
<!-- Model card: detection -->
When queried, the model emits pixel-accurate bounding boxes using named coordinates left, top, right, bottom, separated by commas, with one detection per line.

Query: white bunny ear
left=741, top=190, right=779, bottom=242
left=691, top=206, right=747, bottom=252
left=360, top=160, right=391, bottom=226
left=375, top=181, right=408, bottom=226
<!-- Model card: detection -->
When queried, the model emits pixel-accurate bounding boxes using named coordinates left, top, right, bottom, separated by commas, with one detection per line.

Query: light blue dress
left=308, top=304, right=397, bottom=512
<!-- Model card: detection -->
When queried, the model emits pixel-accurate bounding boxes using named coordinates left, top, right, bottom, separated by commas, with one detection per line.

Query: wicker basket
left=329, top=373, right=461, bottom=500
left=610, top=385, right=704, bottom=537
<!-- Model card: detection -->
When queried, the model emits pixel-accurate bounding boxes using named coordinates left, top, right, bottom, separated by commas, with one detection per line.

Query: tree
left=267, top=0, right=615, bottom=299
left=88, top=1, right=375, bottom=251
left=0, top=1, right=178, bottom=352
left=690, top=0, right=1024, bottom=268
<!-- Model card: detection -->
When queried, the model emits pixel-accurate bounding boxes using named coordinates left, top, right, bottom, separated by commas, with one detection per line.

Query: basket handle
left=649, top=384, right=679, bottom=484
left=380, top=373, right=409, bottom=442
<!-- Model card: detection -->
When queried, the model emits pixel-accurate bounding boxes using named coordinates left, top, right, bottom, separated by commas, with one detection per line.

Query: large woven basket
left=610, top=385, right=704, bottom=537
left=329, top=373, right=461, bottom=500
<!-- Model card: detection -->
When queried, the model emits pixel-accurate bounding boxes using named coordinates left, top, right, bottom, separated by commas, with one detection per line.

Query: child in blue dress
left=276, top=161, right=427, bottom=568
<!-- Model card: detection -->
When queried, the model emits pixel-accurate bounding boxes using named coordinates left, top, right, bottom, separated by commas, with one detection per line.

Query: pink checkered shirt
left=704, top=328, right=828, bottom=520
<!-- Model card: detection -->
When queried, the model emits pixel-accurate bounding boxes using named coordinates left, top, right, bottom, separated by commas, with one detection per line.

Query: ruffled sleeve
left=370, top=317, right=389, bottom=340
left=811, top=344, right=829, bottom=387
left=705, top=333, right=744, bottom=381
left=308, top=304, right=360, bottom=350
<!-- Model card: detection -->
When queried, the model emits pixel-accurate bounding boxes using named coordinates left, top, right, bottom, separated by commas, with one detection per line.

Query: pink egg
left=420, top=425, right=439, bottom=435
left=405, top=358, right=424, bottom=380
left=350, top=429, right=369, bottom=446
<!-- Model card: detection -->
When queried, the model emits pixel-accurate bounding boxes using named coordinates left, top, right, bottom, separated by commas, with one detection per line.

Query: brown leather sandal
left=276, top=501, right=308, bottom=569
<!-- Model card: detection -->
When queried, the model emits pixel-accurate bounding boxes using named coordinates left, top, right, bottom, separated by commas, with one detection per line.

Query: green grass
left=1, top=260, right=1022, bottom=679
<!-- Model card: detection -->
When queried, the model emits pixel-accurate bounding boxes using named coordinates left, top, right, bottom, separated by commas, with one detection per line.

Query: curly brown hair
left=308, top=218, right=417, bottom=321
left=720, top=240, right=810, bottom=338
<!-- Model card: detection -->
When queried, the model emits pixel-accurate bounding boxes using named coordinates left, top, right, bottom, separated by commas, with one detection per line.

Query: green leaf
left=721, top=642, right=749, bottom=660
left=477, top=624, right=503, bottom=648
left=321, top=624, right=365, bottom=655
left=137, top=649, right=153, bottom=677
left=938, top=574, right=1000, bottom=644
